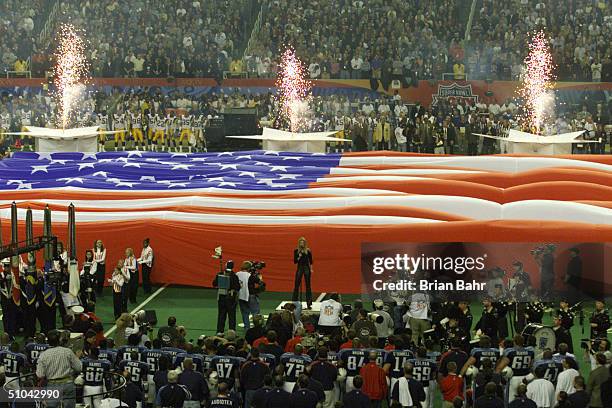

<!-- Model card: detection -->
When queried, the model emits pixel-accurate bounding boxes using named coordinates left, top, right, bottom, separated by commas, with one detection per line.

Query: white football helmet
left=336, top=367, right=347, bottom=383
left=501, top=366, right=513, bottom=379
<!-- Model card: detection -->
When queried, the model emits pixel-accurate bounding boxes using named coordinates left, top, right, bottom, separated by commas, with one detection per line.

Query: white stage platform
left=476, top=129, right=598, bottom=155
left=227, top=127, right=351, bottom=153
left=5, top=125, right=119, bottom=152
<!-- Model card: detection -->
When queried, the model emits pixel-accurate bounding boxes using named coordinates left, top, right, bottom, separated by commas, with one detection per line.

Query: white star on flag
left=269, top=166, right=288, bottom=172
left=235, top=155, right=252, bottom=160
left=171, top=153, right=189, bottom=158
left=115, top=181, right=138, bottom=187
left=92, top=171, right=108, bottom=178
left=7, top=180, right=25, bottom=185
left=140, top=176, right=156, bottom=182
left=256, top=178, right=275, bottom=184
left=279, top=174, right=299, bottom=180
left=31, top=165, right=49, bottom=174
left=50, top=159, right=68, bottom=165
left=78, top=163, right=96, bottom=171
left=238, top=171, right=256, bottom=177
left=190, top=157, right=208, bottom=162
left=217, top=152, right=233, bottom=156
left=219, top=164, right=238, bottom=170
left=127, top=151, right=143, bottom=157
left=171, top=164, right=193, bottom=170
left=36, top=153, right=53, bottom=160
left=263, top=151, right=280, bottom=155
left=116, top=157, right=129, bottom=163
left=58, top=177, right=84, bottom=184
left=282, top=156, right=302, bottom=161
left=16, top=183, right=33, bottom=190
left=207, top=177, right=225, bottom=182
left=81, top=153, right=98, bottom=160
left=218, top=182, right=237, bottom=187
left=167, top=183, right=187, bottom=188
left=123, top=162, right=142, bottom=168
left=270, top=183, right=292, bottom=188
left=253, top=161, right=271, bottom=166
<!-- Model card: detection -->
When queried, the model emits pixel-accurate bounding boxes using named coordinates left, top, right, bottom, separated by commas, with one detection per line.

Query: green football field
left=90, top=285, right=600, bottom=381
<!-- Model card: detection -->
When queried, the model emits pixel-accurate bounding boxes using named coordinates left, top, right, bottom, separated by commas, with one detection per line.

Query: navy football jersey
left=387, top=349, right=415, bottom=379
left=202, top=354, right=215, bottom=373
left=503, top=347, right=535, bottom=376
left=327, top=351, right=338, bottom=366
left=82, top=358, right=112, bottom=386
left=117, top=345, right=146, bottom=362
left=408, top=358, right=437, bottom=386
left=99, top=349, right=117, bottom=365
left=0, top=351, right=26, bottom=377
left=211, top=356, right=245, bottom=380
left=118, top=359, right=150, bottom=385
left=142, top=349, right=170, bottom=373
left=279, top=353, right=313, bottom=382
left=470, top=347, right=501, bottom=369
left=338, top=348, right=368, bottom=377
left=533, top=359, right=563, bottom=384
left=25, top=343, right=49, bottom=365
left=175, top=353, right=205, bottom=373
left=259, top=353, right=277, bottom=370
left=161, top=347, right=185, bottom=364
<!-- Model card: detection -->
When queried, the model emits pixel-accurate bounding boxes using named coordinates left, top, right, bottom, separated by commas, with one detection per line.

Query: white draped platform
left=226, top=127, right=351, bottom=153
left=475, top=129, right=599, bottom=154
left=5, top=126, right=119, bottom=152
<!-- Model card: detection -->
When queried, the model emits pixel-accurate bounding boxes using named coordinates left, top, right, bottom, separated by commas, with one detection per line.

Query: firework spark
left=275, top=48, right=313, bottom=132
left=53, top=24, right=90, bottom=129
left=518, top=31, right=556, bottom=134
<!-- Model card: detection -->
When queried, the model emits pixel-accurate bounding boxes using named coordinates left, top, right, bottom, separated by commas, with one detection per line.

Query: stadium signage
left=431, top=82, right=479, bottom=106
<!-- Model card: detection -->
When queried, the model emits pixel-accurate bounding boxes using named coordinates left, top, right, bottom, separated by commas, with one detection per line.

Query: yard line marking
left=104, top=283, right=169, bottom=337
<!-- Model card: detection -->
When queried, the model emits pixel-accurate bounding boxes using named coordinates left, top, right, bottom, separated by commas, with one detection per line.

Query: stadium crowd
left=0, top=249, right=611, bottom=408
left=0, top=0, right=46, bottom=74
left=469, top=0, right=612, bottom=81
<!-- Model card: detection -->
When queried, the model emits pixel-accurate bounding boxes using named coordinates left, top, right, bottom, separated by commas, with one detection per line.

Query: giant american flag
left=1, top=150, right=611, bottom=293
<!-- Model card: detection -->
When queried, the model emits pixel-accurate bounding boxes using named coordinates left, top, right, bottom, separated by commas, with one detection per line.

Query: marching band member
left=93, top=240, right=106, bottom=296
left=557, top=300, right=575, bottom=331
left=0, top=259, right=17, bottom=337
left=110, top=259, right=129, bottom=319
left=124, top=248, right=138, bottom=304
left=475, top=297, right=500, bottom=346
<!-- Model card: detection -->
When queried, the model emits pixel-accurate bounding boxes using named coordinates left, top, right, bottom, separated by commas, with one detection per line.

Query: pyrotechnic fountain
left=226, top=48, right=350, bottom=152
left=475, top=31, right=597, bottom=154
left=6, top=24, right=117, bottom=152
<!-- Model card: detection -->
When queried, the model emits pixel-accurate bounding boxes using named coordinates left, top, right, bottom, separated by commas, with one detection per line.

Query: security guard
left=590, top=299, right=610, bottom=339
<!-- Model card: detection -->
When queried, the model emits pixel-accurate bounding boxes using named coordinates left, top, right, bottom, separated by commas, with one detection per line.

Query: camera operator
left=126, top=310, right=153, bottom=346
left=236, top=261, right=267, bottom=330
left=583, top=338, right=611, bottom=370
left=589, top=300, right=610, bottom=339
left=212, top=260, right=240, bottom=335
left=371, top=299, right=394, bottom=348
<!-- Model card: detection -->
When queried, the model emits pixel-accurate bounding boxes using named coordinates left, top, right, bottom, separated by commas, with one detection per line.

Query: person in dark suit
left=442, top=116, right=457, bottom=154
left=474, top=382, right=504, bottom=408
left=212, top=260, right=241, bottom=335
left=508, top=384, right=536, bottom=408
left=564, top=248, right=582, bottom=302
left=292, top=237, right=313, bottom=309
left=600, top=366, right=612, bottom=408
left=568, top=376, right=589, bottom=408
